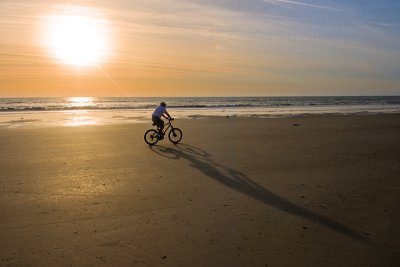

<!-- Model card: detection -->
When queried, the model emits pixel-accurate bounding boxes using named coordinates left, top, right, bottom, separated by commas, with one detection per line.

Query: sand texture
left=1, top=115, right=399, bottom=266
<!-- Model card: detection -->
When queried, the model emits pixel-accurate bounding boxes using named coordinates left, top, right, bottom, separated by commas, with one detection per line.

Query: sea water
left=1, top=96, right=400, bottom=127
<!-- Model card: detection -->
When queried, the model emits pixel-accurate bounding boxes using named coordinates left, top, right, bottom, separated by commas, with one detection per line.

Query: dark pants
left=152, top=116, right=164, bottom=132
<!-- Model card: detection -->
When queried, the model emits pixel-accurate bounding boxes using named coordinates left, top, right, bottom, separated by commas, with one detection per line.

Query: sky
left=1, top=0, right=400, bottom=97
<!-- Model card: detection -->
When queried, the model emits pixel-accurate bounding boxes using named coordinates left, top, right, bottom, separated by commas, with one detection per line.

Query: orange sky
left=1, top=1, right=400, bottom=97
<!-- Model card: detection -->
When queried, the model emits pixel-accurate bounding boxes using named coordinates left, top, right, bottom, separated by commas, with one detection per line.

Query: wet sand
left=0, top=114, right=399, bottom=266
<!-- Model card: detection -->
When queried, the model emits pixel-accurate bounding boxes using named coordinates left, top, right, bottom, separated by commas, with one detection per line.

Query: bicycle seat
left=152, top=123, right=156, bottom=126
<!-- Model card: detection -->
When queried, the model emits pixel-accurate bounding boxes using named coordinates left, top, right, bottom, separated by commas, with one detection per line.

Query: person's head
left=160, top=101, right=166, bottom=107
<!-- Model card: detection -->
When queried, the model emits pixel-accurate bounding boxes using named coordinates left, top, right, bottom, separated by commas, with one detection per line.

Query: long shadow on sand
left=150, top=143, right=366, bottom=241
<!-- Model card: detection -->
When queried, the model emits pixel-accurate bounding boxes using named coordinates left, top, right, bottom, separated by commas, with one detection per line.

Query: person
left=152, top=102, right=172, bottom=138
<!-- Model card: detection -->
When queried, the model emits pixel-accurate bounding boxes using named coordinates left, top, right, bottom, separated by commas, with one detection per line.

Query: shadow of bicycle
left=150, top=143, right=366, bottom=241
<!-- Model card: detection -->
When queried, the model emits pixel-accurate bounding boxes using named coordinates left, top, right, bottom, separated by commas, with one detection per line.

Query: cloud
left=264, top=0, right=341, bottom=11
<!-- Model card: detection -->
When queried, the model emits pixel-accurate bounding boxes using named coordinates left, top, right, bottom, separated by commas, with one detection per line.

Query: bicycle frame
left=156, top=119, right=174, bottom=135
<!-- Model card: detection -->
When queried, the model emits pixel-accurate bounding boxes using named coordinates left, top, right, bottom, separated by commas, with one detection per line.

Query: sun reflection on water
left=65, top=98, right=97, bottom=126
left=65, top=115, right=97, bottom=126
left=68, top=97, right=95, bottom=108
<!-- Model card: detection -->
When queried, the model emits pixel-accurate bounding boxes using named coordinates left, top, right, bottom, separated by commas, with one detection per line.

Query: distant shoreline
left=1, top=110, right=400, bottom=129
left=1, top=96, right=400, bottom=128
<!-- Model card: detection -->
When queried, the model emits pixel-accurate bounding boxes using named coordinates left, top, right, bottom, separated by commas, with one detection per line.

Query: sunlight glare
left=68, top=97, right=94, bottom=108
left=43, top=8, right=110, bottom=66
left=65, top=116, right=97, bottom=127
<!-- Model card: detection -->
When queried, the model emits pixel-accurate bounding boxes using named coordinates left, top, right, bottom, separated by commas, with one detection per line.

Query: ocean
left=1, top=96, right=400, bottom=127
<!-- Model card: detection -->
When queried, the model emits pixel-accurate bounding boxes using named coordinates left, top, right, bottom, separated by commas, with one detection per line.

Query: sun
left=43, top=10, right=109, bottom=66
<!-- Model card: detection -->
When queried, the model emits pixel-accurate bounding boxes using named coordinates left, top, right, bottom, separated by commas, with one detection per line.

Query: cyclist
left=152, top=101, right=173, bottom=139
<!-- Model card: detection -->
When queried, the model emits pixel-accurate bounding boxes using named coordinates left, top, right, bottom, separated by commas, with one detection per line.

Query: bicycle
left=144, top=118, right=183, bottom=145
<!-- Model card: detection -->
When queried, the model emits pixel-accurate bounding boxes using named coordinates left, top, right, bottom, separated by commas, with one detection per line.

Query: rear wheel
left=144, top=129, right=159, bottom=145
left=168, top=128, right=182, bottom=144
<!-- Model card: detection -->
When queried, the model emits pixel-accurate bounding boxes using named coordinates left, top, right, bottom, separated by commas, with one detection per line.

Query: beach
left=0, top=114, right=399, bottom=266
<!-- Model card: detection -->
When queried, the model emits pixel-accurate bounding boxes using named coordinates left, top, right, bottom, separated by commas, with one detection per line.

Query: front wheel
left=168, top=128, right=183, bottom=144
left=144, top=129, right=159, bottom=145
